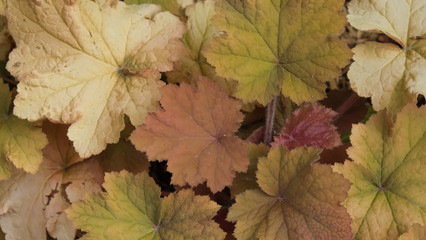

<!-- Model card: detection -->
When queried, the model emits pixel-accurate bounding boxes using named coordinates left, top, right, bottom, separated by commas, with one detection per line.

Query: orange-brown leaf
left=130, top=78, right=249, bottom=192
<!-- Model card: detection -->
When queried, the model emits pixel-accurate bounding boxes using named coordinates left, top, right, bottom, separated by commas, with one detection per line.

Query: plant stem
left=335, top=92, right=359, bottom=120
left=263, top=95, right=279, bottom=145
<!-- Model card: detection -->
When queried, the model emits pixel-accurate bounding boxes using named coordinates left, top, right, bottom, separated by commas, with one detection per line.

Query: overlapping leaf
left=399, top=224, right=426, bottom=240
left=0, top=122, right=103, bottom=240
left=125, top=0, right=184, bottom=17
left=228, top=146, right=352, bottom=240
left=204, top=0, right=352, bottom=104
left=230, top=143, right=269, bottom=197
left=272, top=103, right=341, bottom=150
left=67, top=171, right=225, bottom=240
left=0, top=83, right=47, bottom=179
left=347, top=0, right=426, bottom=111
left=334, top=105, right=426, bottom=239
left=6, top=0, right=185, bottom=157
left=167, top=0, right=237, bottom=94
left=131, top=78, right=248, bottom=192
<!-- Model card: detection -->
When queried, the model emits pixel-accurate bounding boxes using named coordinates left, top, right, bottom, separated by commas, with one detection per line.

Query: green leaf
left=67, top=171, right=225, bottom=240
left=204, top=0, right=352, bottom=104
left=228, top=146, right=352, bottom=240
left=0, top=83, right=47, bottom=179
left=334, top=105, right=426, bottom=240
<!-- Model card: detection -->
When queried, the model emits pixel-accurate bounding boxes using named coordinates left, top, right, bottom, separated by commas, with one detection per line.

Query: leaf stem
left=264, top=95, right=279, bottom=145
left=335, top=92, right=359, bottom=120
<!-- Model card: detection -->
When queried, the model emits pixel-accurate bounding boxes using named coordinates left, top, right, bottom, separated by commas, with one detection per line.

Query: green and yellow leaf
left=334, top=105, right=426, bottom=239
left=204, top=0, right=352, bottom=104
left=67, top=171, right=225, bottom=240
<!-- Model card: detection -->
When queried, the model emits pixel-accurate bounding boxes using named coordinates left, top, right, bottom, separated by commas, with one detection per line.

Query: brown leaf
left=130, top=78, right=249, bottom=192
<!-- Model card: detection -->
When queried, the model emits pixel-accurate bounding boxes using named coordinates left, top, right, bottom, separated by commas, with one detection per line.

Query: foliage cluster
left=0, top=0, right=425, bottom=239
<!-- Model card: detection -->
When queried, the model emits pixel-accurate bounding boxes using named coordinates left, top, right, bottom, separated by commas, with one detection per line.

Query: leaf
left=0, top=83, right=47, bottom=179
left=0, top=122, right=103, bottom=240
left=347, top=0, right=426, bottom=111
left=67, top=171, right=226, bottom=240
left=204, top=0, right=352, bottom=104
left=130, top=78, right=249, bottom=192
left=125, top=0, right=183, bottom=17
left=96, top=120, right=150, bottom=174
left=230, top=143, right=269, bottom=198
left=272, top=103, right=342, bottom=150
left=167, top=0, right=238, bottom=95
left=6, top=0, right=185, bottom=157
left=228, top=146, right=352, bottom=240
left=333, top=105, right=426, bottom=240
left=399, top=224, right=426, bottom=240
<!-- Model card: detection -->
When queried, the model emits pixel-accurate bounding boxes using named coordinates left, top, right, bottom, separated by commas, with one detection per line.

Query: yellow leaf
left=6, top=0, right=185, bottom=157
left=0, top=83, right=47, bottom=179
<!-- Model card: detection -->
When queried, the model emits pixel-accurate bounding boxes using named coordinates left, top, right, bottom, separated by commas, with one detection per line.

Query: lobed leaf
left=130, top=78, right=249, bottom=192
left=167, top=0, right=238, bottom=94
left=6, top=0, right=185, bottom=157
left=67, top=171, right=225, bottom=240
left=272, top=103, right=341, bottom=150
left=0, top=83, right=47, bottom=179
left=0, top=122, right=103, bottom=240
left=204, top=0, right=352, bottom=104
left=334, top=105, right=426, bottom=239
left=228, top=146, right=352, bottom=240
left=347, top=0, right=426, bottom=111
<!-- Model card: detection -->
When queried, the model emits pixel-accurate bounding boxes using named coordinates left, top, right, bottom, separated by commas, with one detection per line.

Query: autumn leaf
left=399, top=224, right=426, bottom=240
left=6, top=0, right=185, bottom=157
left=204, top=0, right=352, bottom=104
left=272, top=103, right=341, bottom=150
left=67, top=171, right=225, bottom=240
left=333, top=105, right=426, bottom=240
left=228, top=146, right=352, bottom=240
left=347, top=0, right=426, bottom=112
left=230, top=143, right=268, bottom=198
left=0, top=83, right=47, bottom=179
left=167, top=0, right=238, bottom=94
left=130, top=78, right=249, bottom=192
left=0, top=122, right=103, bottom=240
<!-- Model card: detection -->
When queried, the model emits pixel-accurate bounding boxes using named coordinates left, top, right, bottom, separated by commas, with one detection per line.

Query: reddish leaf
left=130, top=78, right=249, bottom=192
left=272, top=103, right=341, bottom=150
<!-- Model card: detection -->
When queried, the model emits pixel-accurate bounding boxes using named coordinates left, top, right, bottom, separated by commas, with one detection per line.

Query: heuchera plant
left=0, top=0, right=425, bottom=239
